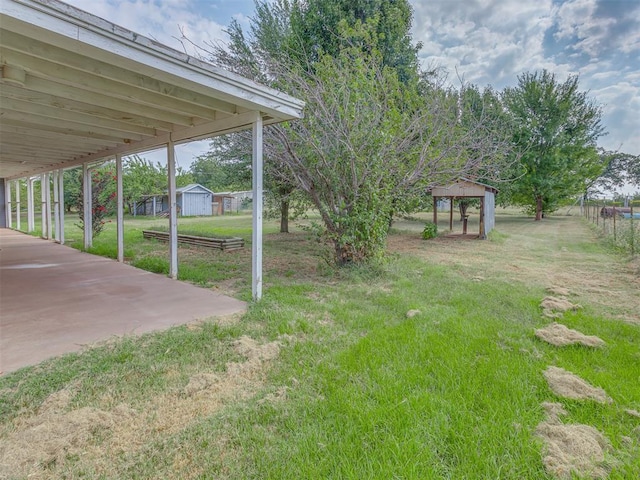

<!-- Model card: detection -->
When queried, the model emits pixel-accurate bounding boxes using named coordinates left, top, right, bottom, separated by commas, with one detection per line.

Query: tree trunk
left=459, top=201, right=468, bottom=221
left=280, top=198, right=289, bottom=233
left=535, top=196, right=543, bottom=221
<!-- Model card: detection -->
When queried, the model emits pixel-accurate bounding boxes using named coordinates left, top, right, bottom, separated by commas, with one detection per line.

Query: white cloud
left=63, top=0, right=228, bottom=57
left=410, top=0, right=639, bottom=155
left=412, top=0, right=555, bottom=87
left=57, top=0, right=640, bottom=157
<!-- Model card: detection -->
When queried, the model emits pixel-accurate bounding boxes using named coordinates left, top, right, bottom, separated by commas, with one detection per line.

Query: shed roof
left=176, top=184, right=214, bottom=195
left=0, top=0, right=304, bottom=180
left=431, top=178, right=499, bottom=197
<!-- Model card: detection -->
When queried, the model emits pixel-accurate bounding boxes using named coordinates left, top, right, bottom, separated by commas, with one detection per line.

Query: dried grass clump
left=543, top=366, right=612, bottom=403
left=541, top=296, right=582, bottom=318
left=0, top=388, right=133, bottom=479
left=536, top=402, right=612, bottom=479
left=535, top=323, right=605, bottom=348
left=547, top=286, right=571, bottom=296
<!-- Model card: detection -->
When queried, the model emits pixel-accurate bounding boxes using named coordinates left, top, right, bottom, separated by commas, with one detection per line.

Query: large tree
left=502, top=70, right=606, bottom=220
left=205, top=1, right=511, bottom=263
left=264, top=47, right=512, bottom=263
left=206, top=0, right=423, bottom=235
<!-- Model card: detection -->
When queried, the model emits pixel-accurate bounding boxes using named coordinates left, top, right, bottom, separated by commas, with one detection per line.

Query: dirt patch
left=544, top=366, right=612, bottom=403
left=535, top=323, right=605, bottom=348
left=540, top=296, right=582, bottom=318
left=536, top=402, right=612, bottom=479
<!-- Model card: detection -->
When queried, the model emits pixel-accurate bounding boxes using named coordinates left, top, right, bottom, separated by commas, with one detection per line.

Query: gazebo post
left=479, top=196, right=486, bottom=239
left=433, top=196, right=438, bottom=224
left=449, top=196, right=454, bottom=231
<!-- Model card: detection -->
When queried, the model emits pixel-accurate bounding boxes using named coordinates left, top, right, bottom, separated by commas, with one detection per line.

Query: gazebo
left=430, top=178, right=498, bottom=239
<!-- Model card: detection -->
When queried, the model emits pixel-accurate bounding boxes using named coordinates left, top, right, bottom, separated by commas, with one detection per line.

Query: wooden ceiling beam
left=2, top=97, right=159, bottom=136
left=1, top=83, right=175, bottom=132
left=2, top=47, right=235, bottom=119
left=1, top=30, right=241, bottom=115
left=0, top=116, right=141, bottom=144
left=0, top=125, right=122, bottom=148
left=17, top=76, right=198, bottom=127
left=0, top=142, right=97, bottom=156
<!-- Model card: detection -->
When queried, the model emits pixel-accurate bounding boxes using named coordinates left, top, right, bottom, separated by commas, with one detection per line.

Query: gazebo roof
left=430, top=178, right=498, bottom=197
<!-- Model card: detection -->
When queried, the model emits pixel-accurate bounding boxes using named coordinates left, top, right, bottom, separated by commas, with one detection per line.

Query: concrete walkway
left=0, top=229, right=246, bottom=374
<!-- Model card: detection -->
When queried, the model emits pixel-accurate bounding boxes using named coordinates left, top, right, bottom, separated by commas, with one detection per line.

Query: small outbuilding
left=212, top=190, right=253, bottom=215
left=134, top=184, right=214, bottom=216
left=177, top=184, right=214, bottom=216
left=430, top=178, right=498, bottom=239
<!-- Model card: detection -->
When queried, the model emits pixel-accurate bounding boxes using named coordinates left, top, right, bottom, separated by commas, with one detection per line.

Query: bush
left=422, top=221, right=438, bottom=240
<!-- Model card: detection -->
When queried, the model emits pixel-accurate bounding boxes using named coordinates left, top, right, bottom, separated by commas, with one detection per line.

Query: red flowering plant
left=76, top=164, right=117, bottom=238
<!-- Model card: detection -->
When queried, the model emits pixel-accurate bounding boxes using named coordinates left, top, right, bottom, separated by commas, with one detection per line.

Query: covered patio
left=0, top=229, right=247, bottom=373
left=0, top=0, right=304, bottom=372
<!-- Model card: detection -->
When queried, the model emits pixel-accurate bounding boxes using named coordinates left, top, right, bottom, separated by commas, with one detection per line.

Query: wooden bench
left=142, top=230, right=244, bottom=251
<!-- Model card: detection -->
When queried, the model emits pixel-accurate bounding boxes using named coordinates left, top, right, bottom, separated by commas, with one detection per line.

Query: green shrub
left=422, top=221, right=438, bottom=240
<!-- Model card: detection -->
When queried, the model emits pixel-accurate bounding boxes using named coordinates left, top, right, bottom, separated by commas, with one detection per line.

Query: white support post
left=116, top=154, right=124, bottom=263
left=58, top=170, right=65, bottom=244
left=53, top=170, right=60, bottom=242
left=6, top=180, right=12, bottom=229
left=27, top=177, right=35, bottom=232
left=83, top=163, right=92, bottom=249
left=167, top=139, right=178, bottom=279
left=40, top=174, right=47, bottom=239
left=252, top=114, right=264, bottom=301
left=44, top=172, right=52, bottom=239
left=15, top=180, right=21, bottom=231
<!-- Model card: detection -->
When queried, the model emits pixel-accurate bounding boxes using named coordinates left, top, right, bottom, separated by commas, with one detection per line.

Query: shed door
left=183, top=193, right=212, bottom=216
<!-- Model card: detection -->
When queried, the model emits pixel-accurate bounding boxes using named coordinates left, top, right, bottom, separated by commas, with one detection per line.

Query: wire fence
left=582, top=200, right=639, bottom=256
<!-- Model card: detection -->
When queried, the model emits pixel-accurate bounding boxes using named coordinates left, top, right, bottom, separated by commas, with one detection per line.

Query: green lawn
left=1, top=211, right=639, bottom=479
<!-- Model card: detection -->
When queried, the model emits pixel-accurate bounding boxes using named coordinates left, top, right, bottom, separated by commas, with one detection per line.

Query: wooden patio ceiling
left=0, top=0, right=304, bottom=180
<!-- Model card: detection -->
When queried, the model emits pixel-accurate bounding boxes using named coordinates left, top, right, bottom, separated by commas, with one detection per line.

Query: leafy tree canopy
left=502, top=70, right=606, bottom=219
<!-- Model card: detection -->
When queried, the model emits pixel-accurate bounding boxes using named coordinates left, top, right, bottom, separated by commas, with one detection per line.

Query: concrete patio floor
left=0, top=229, right=246, bottom=374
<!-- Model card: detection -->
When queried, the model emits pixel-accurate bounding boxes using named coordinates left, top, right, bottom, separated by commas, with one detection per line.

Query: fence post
left=631, top=203, right=635, bottom=256
left=613, top=205, right=616, bottom=242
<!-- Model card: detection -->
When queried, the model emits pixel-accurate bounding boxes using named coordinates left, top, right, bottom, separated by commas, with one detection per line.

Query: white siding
left=485, top=191, right=496, bottom=234
left=181, top=192, right=212, bottom=216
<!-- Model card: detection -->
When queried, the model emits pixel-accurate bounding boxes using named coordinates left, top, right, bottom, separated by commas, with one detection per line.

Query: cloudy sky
left=63, top=0, right=639, bottom=165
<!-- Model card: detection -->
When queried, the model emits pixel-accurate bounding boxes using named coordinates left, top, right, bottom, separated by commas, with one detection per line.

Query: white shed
left=177, top=184, right=213, bottom=216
